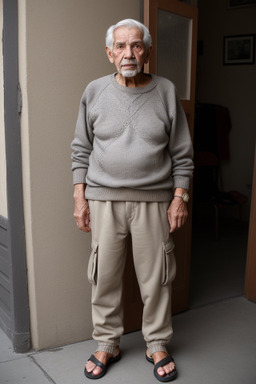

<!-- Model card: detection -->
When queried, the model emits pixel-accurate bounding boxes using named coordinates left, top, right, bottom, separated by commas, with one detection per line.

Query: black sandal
left=84, top=352, right=121, bottom=380
left=146, top=353, right=177, bottom=382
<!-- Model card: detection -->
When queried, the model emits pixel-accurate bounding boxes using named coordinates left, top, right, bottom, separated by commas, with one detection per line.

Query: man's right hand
left=73, top=184, right=91, bottom=232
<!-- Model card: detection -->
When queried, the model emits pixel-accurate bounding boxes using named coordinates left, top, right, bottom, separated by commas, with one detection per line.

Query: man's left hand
left=167, top=198, right=188, bottom=233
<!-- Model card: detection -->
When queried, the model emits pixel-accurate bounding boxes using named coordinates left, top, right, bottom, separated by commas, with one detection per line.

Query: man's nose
left=124, top=45, right=134, bottom=58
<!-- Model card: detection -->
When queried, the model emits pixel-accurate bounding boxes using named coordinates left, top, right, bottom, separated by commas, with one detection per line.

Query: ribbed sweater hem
left=85, top=186, right=173, bottom=202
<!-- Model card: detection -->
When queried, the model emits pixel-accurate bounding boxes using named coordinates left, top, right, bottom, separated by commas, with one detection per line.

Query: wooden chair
left=193, top=151, right=247, bottom=239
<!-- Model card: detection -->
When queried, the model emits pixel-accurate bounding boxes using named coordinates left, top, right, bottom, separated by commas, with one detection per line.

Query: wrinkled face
left=106, top=26, right=152, bottom=78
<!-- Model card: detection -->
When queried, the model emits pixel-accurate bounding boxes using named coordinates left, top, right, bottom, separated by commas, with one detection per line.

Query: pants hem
left=96, top=342, right=119, bottom=355
left=147, top=342, right=168, bottom=356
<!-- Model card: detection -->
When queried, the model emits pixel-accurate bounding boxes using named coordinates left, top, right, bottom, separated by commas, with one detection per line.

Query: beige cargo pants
left=87, top=200, right=176, bottom=357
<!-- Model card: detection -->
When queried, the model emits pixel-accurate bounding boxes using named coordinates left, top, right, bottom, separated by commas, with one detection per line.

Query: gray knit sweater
left=71, top=73, right=194, bottom=202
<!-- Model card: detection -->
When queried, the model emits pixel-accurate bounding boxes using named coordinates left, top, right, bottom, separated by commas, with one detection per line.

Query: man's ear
left=106, top=47, right=114, bottom=63
left=144, top=46, right=153, bottom=64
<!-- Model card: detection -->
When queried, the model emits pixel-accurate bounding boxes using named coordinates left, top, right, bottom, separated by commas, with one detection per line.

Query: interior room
left=189, top=0, right=255, bottom=309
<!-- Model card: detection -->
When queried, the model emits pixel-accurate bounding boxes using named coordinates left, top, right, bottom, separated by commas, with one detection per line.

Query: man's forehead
left=113, top=26, right=143, bottom=42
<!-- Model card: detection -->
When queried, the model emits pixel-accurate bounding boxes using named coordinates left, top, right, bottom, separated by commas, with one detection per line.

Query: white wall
left=197, top=0, right=256, bottom=218
left=0, top=0, right=8, bottom=218
left=19, top=0, right=141, bottom=350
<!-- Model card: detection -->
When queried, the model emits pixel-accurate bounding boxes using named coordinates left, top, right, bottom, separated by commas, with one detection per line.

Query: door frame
left=1, top=0, right=30, bottom=352
left=245, top=146, right=256, bottom=302
left=144, top=0, right=198, bottom=133
left=144, top=0, right=198, bottom=313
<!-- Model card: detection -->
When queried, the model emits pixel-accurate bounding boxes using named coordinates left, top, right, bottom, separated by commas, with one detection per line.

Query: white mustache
left=121, top=59, right=139, bottom=66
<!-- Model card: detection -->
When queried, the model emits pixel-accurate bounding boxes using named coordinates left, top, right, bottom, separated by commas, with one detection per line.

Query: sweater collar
left=110, top=73, right=158, bottom=94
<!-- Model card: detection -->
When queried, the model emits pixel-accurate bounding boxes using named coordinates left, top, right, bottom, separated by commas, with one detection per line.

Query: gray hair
left=105, top=19, right=152, bottom=50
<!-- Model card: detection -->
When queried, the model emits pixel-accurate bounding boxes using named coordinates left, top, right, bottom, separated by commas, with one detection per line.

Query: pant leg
left=88, top=201, right=128, bottom=354
left=130, top=202, right=176, bottom=356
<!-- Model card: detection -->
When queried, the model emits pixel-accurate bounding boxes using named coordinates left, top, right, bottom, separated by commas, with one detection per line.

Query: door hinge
left=17, top=83, right=22, bottom=115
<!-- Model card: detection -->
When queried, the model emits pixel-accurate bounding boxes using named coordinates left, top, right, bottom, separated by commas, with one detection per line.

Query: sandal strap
left=88, top=354, right=106, bottom=371
left=154, top=355, right=175, bottom=371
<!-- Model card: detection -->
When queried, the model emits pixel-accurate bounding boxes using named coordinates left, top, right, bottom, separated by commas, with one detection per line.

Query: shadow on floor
left=190, top=214, right=249, bottom=308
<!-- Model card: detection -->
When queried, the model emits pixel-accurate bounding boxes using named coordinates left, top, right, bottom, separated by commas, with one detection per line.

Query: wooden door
left=245, top=147, right=256, bottom=302
left=123, top=0, right=198, bottom=333
left=144, top=0, right=198, bottom=314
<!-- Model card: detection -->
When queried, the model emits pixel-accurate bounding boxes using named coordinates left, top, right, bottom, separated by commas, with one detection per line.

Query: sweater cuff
left=173, top=176, right=190, bottom=191
left=72, top=168, right=87, bottom=185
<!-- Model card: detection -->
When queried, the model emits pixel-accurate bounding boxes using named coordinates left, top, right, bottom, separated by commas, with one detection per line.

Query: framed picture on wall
left=227, top=0, right=256, bottom=8
left=223, top=34, right=255, bottom=65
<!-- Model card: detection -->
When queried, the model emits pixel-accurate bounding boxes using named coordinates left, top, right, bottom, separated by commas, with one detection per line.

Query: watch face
left=183, top=193, right=190, bottom=203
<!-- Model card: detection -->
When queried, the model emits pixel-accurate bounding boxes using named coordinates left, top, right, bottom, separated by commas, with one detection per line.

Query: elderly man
left=71, top=19, right=193, bottom=382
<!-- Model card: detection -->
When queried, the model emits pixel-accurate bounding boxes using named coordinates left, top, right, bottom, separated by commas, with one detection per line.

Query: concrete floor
left=1, top=218, right=255, bottom=384
left=1, top=296, right=256, bottom=384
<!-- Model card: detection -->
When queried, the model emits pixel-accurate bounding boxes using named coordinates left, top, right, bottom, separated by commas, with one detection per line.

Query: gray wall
left=18, top=0, right=142, bottom=351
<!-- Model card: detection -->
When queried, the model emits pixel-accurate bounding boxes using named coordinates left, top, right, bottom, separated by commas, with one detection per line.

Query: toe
left=164, top=362, right=175, bottom=374
left=85, top=361, right=95, bottom=373
left=157, top=367, right=166, bottom=377
left=92, top=366, right=102, bottom=376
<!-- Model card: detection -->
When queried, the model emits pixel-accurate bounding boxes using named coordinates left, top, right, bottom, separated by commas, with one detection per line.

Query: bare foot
left=146, top=349, right=176, bottom=377
left=85, top=347, right=120, bottom=377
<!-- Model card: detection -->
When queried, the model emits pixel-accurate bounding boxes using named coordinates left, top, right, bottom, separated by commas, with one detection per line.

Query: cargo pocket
left=87, top=240, right=99, bottom=285
left=161, top=237, right=176, bottom=285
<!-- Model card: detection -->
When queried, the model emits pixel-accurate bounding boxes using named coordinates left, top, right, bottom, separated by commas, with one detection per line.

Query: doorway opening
left=188, top=1, right=253, bottom=309
left=189, top=207, right=249, bottom=308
